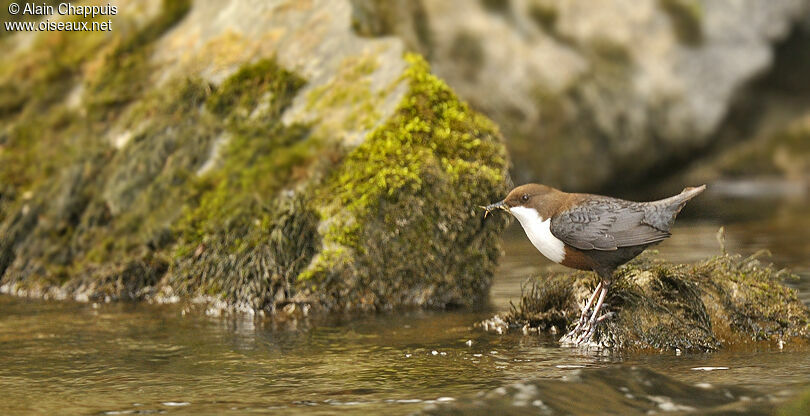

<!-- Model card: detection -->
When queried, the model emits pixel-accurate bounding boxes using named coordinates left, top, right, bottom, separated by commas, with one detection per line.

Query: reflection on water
left=0, top=193, right=808, bottom=414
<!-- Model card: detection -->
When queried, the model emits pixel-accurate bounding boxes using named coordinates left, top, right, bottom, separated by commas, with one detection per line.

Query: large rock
left=351, top=0, right=810, bottom=190
left=0, top=0, right=510, bottom=312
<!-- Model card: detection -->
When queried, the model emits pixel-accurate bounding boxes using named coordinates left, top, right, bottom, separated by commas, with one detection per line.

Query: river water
left=1, top=191, right=808, bottom=415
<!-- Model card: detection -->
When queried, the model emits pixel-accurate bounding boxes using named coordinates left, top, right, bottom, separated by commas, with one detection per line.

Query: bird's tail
left=657, top=184, right=706, bottom=205
left=647, top=185, right=706, bottom=230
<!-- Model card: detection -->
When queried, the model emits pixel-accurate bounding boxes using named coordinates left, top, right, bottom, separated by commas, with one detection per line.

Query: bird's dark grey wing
left=550, top=197, right=671, bottom=251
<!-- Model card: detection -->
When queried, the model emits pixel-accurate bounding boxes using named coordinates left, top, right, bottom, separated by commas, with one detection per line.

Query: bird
left=482, top=183, right=706, bottom=345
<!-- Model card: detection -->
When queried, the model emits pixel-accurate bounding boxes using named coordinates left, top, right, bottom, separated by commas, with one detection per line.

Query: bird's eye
left=521, top=194, right=530, bottom=202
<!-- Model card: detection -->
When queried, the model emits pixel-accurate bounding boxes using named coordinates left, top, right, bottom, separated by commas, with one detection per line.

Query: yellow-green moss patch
left=301, top=54, right=510, bottom=310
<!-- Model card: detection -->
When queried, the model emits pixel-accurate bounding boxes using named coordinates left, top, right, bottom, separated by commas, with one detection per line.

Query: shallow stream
left=1, top=191, right=808, bottom=415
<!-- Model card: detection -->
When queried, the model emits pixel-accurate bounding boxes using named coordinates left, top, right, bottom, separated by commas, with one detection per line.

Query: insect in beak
left=480, top=200, right=507, bottom=219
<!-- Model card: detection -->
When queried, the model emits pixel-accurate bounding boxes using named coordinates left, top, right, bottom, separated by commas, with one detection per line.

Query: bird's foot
left=596, top=312, right=615, bottom=323
left=573, top=312, right=615, bottom=345
left=559, top=320, right=590, bottom=345
left=560, top=282, right=611, bottom=347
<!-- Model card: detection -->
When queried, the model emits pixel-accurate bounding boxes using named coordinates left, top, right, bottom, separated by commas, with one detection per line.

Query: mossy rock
left=0, top=0, right=510, bottom=313
left=299, top=54, right=510, bottom=310
left=483, top=251, right=810, bottom=352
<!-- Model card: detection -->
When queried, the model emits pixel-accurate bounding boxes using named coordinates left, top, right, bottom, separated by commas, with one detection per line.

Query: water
left=1, top=191, right=808, bottom=415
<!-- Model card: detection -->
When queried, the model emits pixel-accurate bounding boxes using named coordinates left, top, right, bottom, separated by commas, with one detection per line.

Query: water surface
left=1, top=192, right=808, bottom=415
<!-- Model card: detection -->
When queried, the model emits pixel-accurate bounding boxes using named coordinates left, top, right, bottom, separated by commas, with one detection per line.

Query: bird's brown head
left=482, top=184, right=561, bottom=219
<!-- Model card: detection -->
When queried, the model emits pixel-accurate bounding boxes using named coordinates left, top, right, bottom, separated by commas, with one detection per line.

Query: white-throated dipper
left=483, top=183, right=706, bottom=345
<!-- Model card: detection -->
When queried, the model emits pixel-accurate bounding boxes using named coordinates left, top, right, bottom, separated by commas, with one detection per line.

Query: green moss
left=77, top=78, right=216, bottom=260
left=0, top=20, right=113, bottom=204
left=0, top=75, right=218, bottom=298
left=323, top=54, right=504, bottom=250
left=2, top=21, right=509, bottom=312
left=175, top=59, right=308, bottom=245
left=167, top=58, right=320, bottom=309
left=0, top=0, right=191, bottom=207
left=0, top=18, right=107, bottom=115
left=306, top=54, right=382, bottom=132
left=2, top=53, right=322, bottom=307
left=84, top=0, right=191, bottom=117
left=207, top=58, right=305, bottom=118
left=301, top=54, right=509, bottom=310
left=490, top=251, right=810, bottom=352
left=659, top=0, right=704, bottom=46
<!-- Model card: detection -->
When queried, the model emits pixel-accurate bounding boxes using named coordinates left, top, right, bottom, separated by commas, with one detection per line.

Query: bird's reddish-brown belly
left=560, top=246, right=597, bottom=271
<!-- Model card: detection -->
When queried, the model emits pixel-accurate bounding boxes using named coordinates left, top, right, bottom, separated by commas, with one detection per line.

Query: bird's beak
left=480, top=200, right=508, bottom=218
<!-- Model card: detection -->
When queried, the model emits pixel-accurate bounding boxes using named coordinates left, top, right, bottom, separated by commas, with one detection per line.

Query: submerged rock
left=419, top=367, right=779, bottom=415
left=780, top=386, right=810, bottom=416
left=481, top=251, right=810, bottom=352
left=0, top=0, right=509, bottom=313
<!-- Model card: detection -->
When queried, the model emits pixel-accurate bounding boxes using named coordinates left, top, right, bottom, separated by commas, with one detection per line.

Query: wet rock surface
left=481, top=251, right=810, bottom=352
left=0, top=0, right=509, bottom=312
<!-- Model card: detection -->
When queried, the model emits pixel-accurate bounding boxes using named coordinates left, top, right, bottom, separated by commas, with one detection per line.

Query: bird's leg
left=577, top=282, right=610, bottom=344
left=577, top=281, right=603, bottom=327
left=560, top=281, right=604, bottom=344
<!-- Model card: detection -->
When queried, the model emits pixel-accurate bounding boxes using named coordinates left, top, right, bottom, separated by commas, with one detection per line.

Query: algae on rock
left=0, top=0, right=510, bottom=313
left=301, top=54, right=510, bottom=310
left=483, top=251, right=810, bottom=352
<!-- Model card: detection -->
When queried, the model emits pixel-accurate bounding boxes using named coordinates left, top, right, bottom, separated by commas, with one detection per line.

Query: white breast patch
left=509, top=206, right=566, bottom=264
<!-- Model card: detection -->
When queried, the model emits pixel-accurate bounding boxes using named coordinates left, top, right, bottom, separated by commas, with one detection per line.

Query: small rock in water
left=465, top=339, right=473, bottom=346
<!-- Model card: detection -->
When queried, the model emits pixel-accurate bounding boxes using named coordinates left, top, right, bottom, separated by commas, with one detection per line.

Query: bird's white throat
left=509, top=206, right=566, bottom=263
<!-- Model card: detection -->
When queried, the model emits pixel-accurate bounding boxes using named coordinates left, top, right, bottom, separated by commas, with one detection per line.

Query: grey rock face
left=354, top=0, right=810, bottom=189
